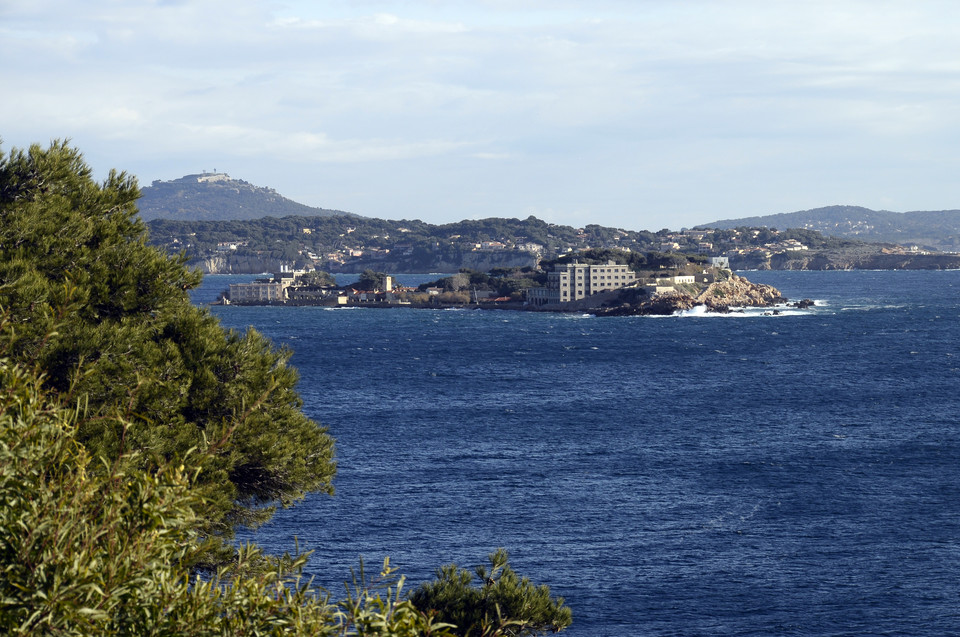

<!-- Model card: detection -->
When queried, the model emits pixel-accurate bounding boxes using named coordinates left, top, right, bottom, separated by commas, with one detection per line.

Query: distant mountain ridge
left=137, top=172, right=356, bottom=222
left=703, top=205, right=960, bottom=251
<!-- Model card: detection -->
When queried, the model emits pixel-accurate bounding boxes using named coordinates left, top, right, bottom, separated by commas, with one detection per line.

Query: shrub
left=409, top=549, right=572, bottom=637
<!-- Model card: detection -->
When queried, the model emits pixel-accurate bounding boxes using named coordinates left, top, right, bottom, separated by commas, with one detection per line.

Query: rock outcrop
left=593, top=274, right=785, bottom=316
left=696, top=274, right=786, bottom=311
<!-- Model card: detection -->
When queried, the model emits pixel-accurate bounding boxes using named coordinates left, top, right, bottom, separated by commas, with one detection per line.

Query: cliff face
left=190, top=255, right=285, bottom=274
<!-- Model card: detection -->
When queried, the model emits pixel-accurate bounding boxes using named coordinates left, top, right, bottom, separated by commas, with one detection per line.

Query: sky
left=3, top=0, right=960, bottom=231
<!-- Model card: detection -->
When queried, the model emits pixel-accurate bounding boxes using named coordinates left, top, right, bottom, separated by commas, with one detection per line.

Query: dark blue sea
left=195, top=270, right=960, bottom=636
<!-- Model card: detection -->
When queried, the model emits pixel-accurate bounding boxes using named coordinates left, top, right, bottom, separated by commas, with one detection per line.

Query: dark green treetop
left=409, top=549, right=572, bottom=637
left=297, top=270, right=338, bottom=287
left=0, top=140, right=336, bottom=549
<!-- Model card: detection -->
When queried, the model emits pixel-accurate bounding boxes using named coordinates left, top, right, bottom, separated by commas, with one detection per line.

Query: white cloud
left=4, top=0, right=960, bottom=227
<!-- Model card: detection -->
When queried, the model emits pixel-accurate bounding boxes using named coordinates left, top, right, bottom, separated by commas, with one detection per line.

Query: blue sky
left=3, top=0, right=960, bottom=230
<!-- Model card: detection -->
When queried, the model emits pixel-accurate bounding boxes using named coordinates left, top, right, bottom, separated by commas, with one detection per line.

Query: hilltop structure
left=138, top=173, right=351, bottom=222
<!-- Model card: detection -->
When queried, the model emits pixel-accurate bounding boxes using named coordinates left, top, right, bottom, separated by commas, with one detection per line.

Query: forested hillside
left=146, top=210, right=960, bottom=273
left=147, top=214, right=658, bottom=272
left=705, top=205, right=960, bottom=251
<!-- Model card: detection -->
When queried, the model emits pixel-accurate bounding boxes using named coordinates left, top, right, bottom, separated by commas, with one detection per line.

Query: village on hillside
left=199, top=226, right=820, bottom=274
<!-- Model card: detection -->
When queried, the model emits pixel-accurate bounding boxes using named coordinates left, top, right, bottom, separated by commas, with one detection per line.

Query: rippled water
left=198, top=270, right=960, bottom=636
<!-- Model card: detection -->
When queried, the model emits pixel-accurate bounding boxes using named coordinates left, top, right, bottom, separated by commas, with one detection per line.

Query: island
left=221, top=250, right=801, bottom=316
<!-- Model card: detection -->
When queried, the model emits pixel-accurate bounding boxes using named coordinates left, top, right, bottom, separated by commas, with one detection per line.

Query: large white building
left=527, top=260, right=638, bottom=306
left=228, top=280, right=287, bottom=303
left=228, top=268, right=308, bottom=303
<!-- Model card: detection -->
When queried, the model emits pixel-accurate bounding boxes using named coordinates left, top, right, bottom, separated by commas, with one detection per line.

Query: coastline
left=220, top=273, right=801, bottom=317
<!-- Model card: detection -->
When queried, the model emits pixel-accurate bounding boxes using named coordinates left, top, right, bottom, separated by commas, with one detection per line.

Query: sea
left=193, top=270, right=960, bottom=636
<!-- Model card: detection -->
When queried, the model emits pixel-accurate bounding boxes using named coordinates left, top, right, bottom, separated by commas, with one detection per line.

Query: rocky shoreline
left=222, top=272, right=800, bottom=317
left=590, top=274, right=794, bottom=316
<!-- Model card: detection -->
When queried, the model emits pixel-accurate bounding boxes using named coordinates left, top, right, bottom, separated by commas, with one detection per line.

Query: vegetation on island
left=0, top=140, right=571, bottom=635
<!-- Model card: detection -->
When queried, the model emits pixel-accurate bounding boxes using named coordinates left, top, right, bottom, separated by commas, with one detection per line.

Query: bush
left=0, top=359, right=456, bottom=636
left=409, top=549, right=572, bottom=637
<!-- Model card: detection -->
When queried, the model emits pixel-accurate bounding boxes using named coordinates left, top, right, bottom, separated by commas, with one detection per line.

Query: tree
left=297, top=270, right=337, bottom=287
left=352, top=268, right=387, bottom=291
left=0, top=141, right=335, bottom=554
left=409, top=549, right=572, bottom=637
left=0, top=140, right=573, bottom=634
left=646, top=251, right=690, bottom=270
left=445, top=273, right=470, bottom=291
left=0, top=357, right=452, bottom=635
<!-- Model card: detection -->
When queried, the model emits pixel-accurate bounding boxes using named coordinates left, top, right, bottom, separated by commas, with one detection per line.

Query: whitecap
left=677, top=305, right=711, bottom=318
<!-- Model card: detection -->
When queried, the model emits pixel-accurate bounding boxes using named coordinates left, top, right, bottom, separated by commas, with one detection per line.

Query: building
left=196, top=172, right=230, bottom=183
left=228, top=267, right=307, bottom=304
left=527, top=260, right=638, bottom=306
left=709, top=256, right=731, bottom=269
left=286, top=286, right=346, bottom=305
left=228, top=280, right=286, bottom=303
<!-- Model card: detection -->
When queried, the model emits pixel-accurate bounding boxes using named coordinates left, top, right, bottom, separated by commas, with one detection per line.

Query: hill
left=147, top=214, right=657, bottom=273
left=137, top=172, right=356, bottom=222
left=703, top=205, right=960, bottom=251
left=138, top=174, right=960, bottom=272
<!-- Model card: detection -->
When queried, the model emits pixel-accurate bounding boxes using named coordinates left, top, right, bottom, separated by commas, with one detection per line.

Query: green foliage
left=146, top=212, right=659, bottom=270
left=0, top=141, right=335, bottom=552
left=350, top=269, right=388, bottom=291
left=339, top=558, right=456, bottom=637
left=417, top=268, right=545, bottom=299
left=409, top=549, right=572, bottom=637
left=541, top=248, right=647, bottom=271
left=0, top=140, right=574, bottom=635
left=0, top=359, right=195, bottom=634
left=298, top=270, right=338, bottom=287
left=0, top=359, right=457, bottom=635
left=645, top=251, right=692, bottom=270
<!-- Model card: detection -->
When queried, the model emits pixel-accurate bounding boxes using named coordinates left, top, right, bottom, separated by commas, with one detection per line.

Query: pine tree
left=0, top=140, right=336, bottom=550
left=0, top=141, right=572, bottom=634
left=409, top=549, right=572, bottom=637
left=0, top=356, right=452, bottom=635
